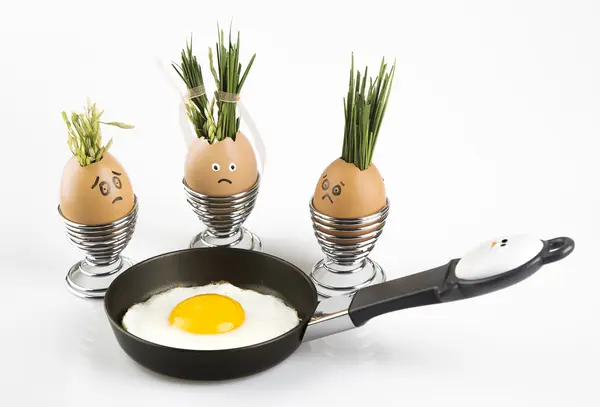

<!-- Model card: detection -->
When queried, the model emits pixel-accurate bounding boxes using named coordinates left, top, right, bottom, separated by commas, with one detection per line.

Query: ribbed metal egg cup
left=58, top=197, right=139, bottom=299
left=309, top=199, right=390, bottom=298
left=183, top=176, right=262, bottom=251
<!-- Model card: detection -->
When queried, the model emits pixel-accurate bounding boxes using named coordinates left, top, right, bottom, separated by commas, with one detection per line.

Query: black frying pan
left=104, top=234, right=574, bottom=381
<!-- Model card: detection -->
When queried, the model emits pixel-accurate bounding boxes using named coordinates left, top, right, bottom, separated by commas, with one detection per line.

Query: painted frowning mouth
left=112, top=196, right=123, bottom=204
left=322, top=194, right=333, bottom=204
left=218, top=178, right=233, bottom=184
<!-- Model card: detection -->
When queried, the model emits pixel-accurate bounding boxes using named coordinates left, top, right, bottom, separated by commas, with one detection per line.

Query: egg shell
left=59, top=152, right=135, bottom=225
left=312, top=158, right=386, bottom=219
left=184, top=131, right=258, bottom=197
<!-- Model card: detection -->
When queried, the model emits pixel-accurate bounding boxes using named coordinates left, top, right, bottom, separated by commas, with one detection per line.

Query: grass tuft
left=173, top=24, right=256, bottom=144
left=172, top=37, right=218, bottom=142
left=62, top=100, right=134, bottom=167
left=341, top=54, right=396, bottom=170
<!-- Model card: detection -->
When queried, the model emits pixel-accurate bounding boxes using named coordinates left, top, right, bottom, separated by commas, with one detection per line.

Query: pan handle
left=304, top=262, right=455, bottom=341
left=350, top=235, right=575, bottom=326
left=348, top=262, right=453, bottom=327
left=540, top=237, right=575, bottom=265
left=303, top=235, right=575, bottom=341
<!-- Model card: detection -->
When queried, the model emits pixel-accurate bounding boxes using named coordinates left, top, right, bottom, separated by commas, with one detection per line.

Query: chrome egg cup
left=183, top=176, right=262, bottom=251
left=58, top=197, right=139, bottom=299
left=309, top=199, right=390, bottom=298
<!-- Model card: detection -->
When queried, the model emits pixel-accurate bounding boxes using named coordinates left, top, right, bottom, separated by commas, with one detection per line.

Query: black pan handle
left=540, top=237, right=575, bottom=265
left=348, top=262, right=451, bottom=327
left=349, top=235, right=575, bottom=327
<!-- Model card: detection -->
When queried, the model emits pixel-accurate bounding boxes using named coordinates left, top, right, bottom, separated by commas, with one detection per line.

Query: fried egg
left=121, top=282, right=301, bottom=350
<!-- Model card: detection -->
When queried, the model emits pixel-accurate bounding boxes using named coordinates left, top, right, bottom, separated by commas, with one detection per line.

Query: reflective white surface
left=1, top=0, right=599, bottom=405
left=455, top=234, right=544, bottom=280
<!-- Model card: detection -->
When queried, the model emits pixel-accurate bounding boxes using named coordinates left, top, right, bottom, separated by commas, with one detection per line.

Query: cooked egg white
left=122, top=282, right=301, bottom=350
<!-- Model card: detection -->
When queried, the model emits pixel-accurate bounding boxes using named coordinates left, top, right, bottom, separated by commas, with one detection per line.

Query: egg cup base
left=189, top=227, right=262, bottom=252
left=310, top=257, right=386, bottom=299
left=65, top=256, right=134, bottom=299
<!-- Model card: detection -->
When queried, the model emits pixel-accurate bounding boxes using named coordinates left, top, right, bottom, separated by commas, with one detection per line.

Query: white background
left=0, top=0, right=598, bottom=405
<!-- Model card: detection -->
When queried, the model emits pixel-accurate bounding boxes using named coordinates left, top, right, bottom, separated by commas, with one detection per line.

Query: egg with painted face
left=121, top=282, right=300, bottom=350
left=184, top=132, right=258, bottom=197
left=59, top=152, right=135, bottom=225
left=312, top=158, right=386, bottom=218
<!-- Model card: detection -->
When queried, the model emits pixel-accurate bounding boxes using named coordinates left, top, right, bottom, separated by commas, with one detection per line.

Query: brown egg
left=59, top=152, right=135, bottom=225
left=184, top=131, right=259, bottom=196
left=312, top=158, right=386, bottom=218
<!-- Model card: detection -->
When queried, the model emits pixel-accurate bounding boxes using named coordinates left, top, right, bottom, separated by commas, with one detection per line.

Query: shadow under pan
left=104, top=247, right=318, bottom=381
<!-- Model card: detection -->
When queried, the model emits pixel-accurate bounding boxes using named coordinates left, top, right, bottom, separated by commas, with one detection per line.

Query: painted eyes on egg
left=112, top=176, right=122, bottom=189
left=99, top=181, right=110, bottom=196
left=98, top=179, right=120, bottom=196
left=321, top=178, right=343, bottom=196
left=501, top=238, right=508, bottom=247
left=91, top=171, right=123, bottom=198
left=212, top=163, right=237, bottom=172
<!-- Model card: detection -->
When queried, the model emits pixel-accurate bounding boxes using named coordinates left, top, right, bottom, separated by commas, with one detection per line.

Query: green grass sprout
left=173, top=24, right=256, bottom=144
left=62, top=100, right=134, bottom=167
left=341, top=54, right=396, bottom=170
left=208, top=23, right=256, bottom=142
left=172, top=37, right=219, bottom=143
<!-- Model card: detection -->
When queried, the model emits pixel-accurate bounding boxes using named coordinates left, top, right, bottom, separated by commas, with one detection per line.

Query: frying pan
left=104, top=234, right=574, bottom=381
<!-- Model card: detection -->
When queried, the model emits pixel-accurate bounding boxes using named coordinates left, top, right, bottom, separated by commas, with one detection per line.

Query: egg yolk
left=168, top=294, right=245, bottom=334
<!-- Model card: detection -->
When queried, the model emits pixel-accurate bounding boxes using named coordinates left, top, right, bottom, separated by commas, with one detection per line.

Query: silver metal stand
left=309, top=199, right=389, bottom=298
left=58, top=197, right=139, bottom=299
left=183, top=176, right=262, bottom=251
